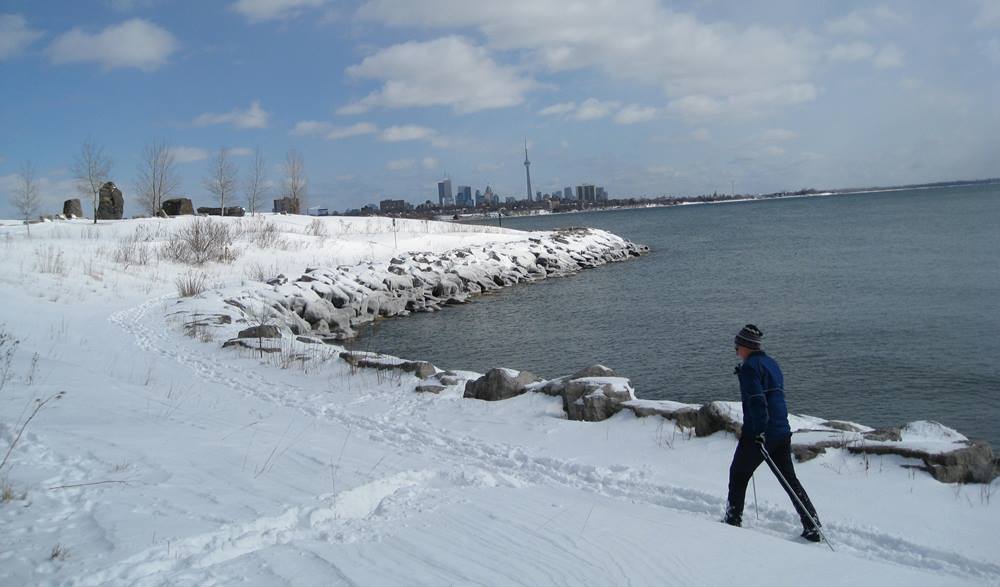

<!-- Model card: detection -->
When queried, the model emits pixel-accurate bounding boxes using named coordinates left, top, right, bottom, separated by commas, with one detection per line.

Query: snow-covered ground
left=0, top=215, right=997, bottom=586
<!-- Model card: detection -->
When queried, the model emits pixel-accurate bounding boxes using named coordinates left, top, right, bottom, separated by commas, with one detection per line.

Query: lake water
left=347, top=186, right=1000, bottom=446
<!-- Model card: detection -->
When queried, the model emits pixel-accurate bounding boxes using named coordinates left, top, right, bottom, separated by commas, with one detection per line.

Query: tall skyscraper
left=523, top=140, right=532, bottom=202
left=457, top=185, right=472, bottom=207
left=437, top=178, right=453, bottom=206
left=564, top=186, right=573, bottom=200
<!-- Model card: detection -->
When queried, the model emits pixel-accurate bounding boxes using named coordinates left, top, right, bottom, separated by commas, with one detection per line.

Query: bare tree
left=135, top=139, right=180, bottom=215
left=245, top=146, right=267, bottom=216
left=11, top=162, right=41, bottom=237
left=72, top=138, right=113, bottom=224
left=204, top=147, right=238, bottom=217
left=283, top=149, right=306, bottom=214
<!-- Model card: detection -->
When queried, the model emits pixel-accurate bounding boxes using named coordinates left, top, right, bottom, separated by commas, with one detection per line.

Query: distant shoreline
left=451, top=179, right=1000, bottom=224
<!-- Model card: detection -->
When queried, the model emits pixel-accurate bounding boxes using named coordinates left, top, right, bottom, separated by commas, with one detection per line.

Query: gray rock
left=570, top=365, right=617, bottom=380
left=196, top=206, right=246, bottom=217
left=162, top=198, right=194, bottom=216
left=222, top=339, right=280, bottom=353
left=695, top=401, right=742, bottom=437
left=237, top=325, right=282, bottom=339
left=463, top=368, right=540, bottom=401
left=63, top=198, right=83, bottom=218
left=415, top=385, right=446, bottom=394
left=97, top=182, right=124, bottom=220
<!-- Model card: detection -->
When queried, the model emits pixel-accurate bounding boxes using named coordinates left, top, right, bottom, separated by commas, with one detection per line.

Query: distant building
left=564, top=187, right=573, bottom=200
left=483, top=185, right=497, bottom=206
left=536, top=190, right=542, bottom=202
left=273, top=197, right=295, bottom=214
left=437, top=178, right=453, bottom=207
left=307, top=206, right=330, bottom=216
left=456, top=185, right=473, bottom=207
left=576, top=184, right=596, bottom=203
left=596, top=187, right=607, bottom=202
left=379, top=199, right=409, bottom=213
left=475, top=190, right=485, bottom=207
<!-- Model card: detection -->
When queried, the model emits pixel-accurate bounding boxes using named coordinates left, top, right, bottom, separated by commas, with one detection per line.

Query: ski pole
left=759, top=444, right=835, bottom=552
left=751, top=474, right=759, bottom=520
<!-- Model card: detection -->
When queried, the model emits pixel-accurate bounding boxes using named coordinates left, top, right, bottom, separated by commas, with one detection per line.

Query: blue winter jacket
left=737, top=351, right=792, bottom=441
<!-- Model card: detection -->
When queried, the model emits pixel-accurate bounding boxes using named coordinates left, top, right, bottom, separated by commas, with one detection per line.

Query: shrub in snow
left=160, top=218, right=239, bottom=265
left=175, top=271, right=207, bottom=298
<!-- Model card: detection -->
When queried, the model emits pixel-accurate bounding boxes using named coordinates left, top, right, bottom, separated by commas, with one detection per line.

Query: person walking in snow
left=724, top=324, right=823, bottom=542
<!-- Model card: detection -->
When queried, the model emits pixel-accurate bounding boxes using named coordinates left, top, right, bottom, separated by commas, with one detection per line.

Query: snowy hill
left=0, top=215, right=997, bottom=586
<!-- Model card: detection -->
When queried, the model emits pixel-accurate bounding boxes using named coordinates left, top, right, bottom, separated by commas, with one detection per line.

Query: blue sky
left=1, top=0, right=998, bottom=215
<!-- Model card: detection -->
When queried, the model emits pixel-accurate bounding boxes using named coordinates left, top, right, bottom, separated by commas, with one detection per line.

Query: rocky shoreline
left=176, top=226, right=994, bottom=485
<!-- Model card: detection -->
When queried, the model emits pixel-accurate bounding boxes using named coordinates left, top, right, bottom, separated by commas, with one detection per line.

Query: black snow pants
left=726, top=435, right=819, bottom=529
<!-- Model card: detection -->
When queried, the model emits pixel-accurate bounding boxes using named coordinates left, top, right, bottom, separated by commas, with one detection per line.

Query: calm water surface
left=348, top=186, right=1000, bottom=446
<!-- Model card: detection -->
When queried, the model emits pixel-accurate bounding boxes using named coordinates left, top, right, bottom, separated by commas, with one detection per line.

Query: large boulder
left=63, top=198, right=83, bottom=218
left=97, top=182, right=124, bottom=220
left=237, top=325, right=282, bottom=339
left=162, top=198, right=194, bottom=216
left=563, top=378, right=635, bottom=422
left=197, top=206, right=246, bottom=217
left=463, top=368, right=540, bottom=401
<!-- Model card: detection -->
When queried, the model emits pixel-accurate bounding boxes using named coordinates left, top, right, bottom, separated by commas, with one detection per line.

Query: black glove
left=754, top=432, right=766, bottom=446
left=733, top=364, right=741, bottom=375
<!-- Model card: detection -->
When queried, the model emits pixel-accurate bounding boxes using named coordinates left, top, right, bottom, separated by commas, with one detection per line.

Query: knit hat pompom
left=735, top=324, right=763, bottom=350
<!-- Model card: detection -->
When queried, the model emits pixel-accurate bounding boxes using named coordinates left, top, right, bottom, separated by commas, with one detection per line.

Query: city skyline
left=1, top=2, right=999, bottom=217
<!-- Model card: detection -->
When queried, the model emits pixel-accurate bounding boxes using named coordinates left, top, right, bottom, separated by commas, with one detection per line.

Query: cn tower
left=524, top=139, right=532, bottom=202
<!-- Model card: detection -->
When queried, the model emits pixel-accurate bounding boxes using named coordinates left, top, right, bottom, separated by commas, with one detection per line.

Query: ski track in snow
left=92, top=295, right=1000, bottom=585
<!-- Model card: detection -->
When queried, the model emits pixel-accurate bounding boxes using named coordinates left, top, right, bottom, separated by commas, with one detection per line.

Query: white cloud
left=290, top=120, right=333, bottom=136
left=358, top=1, right=820, bottom=119
left=973, top=0, right=1000, bottom=28
left=828, top=42, right=875, bottom=62
left=48, top=18, right=177, bottom=71
left=0, top=14, right=43, bottom=60
left=764, top=146, right=786, bottom=157
left=826, top=5, right=907, bottom=36
left=231, top=0, right=327, bottom=23
left=614, top=104, right=658, bottom=124
left=341, top=36, right=537, bottom=113
left=575, top=98, right=619, bottom=120
left=690, top=128, right=710, bottom=142
left=193, top=101, right=269, bottom=129
left=0, top=172, right=84, bottom=215
left=378, top=125, right=450, bottom=147
left=327, top=122, right=378, bottom=140
left=538, top=102, right=577, bottom=116
left=873, top=44, right=905, bottom=69
left=386, top=158, right=415, bottom=171
left=169, top=146, right=210, bottom=163
left=759, top=129, right=798, bottom=143
left=421, top=157, right=439, bottom=170
left=667, top=83, right=817, bottom=121
left=982, top=38, right=1000, bottom=64
left=227, top=147, right=254, bottom=157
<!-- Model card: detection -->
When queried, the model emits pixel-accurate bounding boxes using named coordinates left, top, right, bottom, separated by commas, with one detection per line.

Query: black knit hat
left=735, top=324, right=763, bottom=350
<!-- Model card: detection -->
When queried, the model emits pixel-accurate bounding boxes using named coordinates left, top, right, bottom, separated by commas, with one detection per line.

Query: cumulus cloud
left=982, top=38, right=1000, bottom=64
left=0, top=14, right=43, bottom=60
left=614, top=104, right=658, bottom=124
left=379, top=124, right=438, bottom=143
left=327, top=122, right=378, bottom=140
left=341, top=36, right=536, bottom=114
left=575, top=98, right=619, bottom=120
left=828, top=41, right=876, bottom=62
left=759, top=129, right=798, bottom=143
left=48, top=18, right=177, bottom=71
left=667, top=83, right=817, bottom=121
left=231, top=0, right=327, bottom=22
left=227, top=147, right=254, bottom=157
left=421, top=157, right=439, bottom=170
left=290, top=120, right=332, bottom=136
left=357, top=1, right=820, bottom=119
left=974, top=0, right=1000, bottom=28
left=169, top=146, right=210, bottom=163
left=873, top=44, right=905, bottom=69
left=826, top=5, right=907, bottom=36
left=193, top=101, right=269, bottom=129
left=538, top=102, right=577, bottom=116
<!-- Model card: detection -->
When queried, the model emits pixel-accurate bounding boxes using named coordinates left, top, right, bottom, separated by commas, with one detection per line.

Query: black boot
left=800, top=519, right=822, bottom=542
left=723, top=504, right=742, bottom=528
